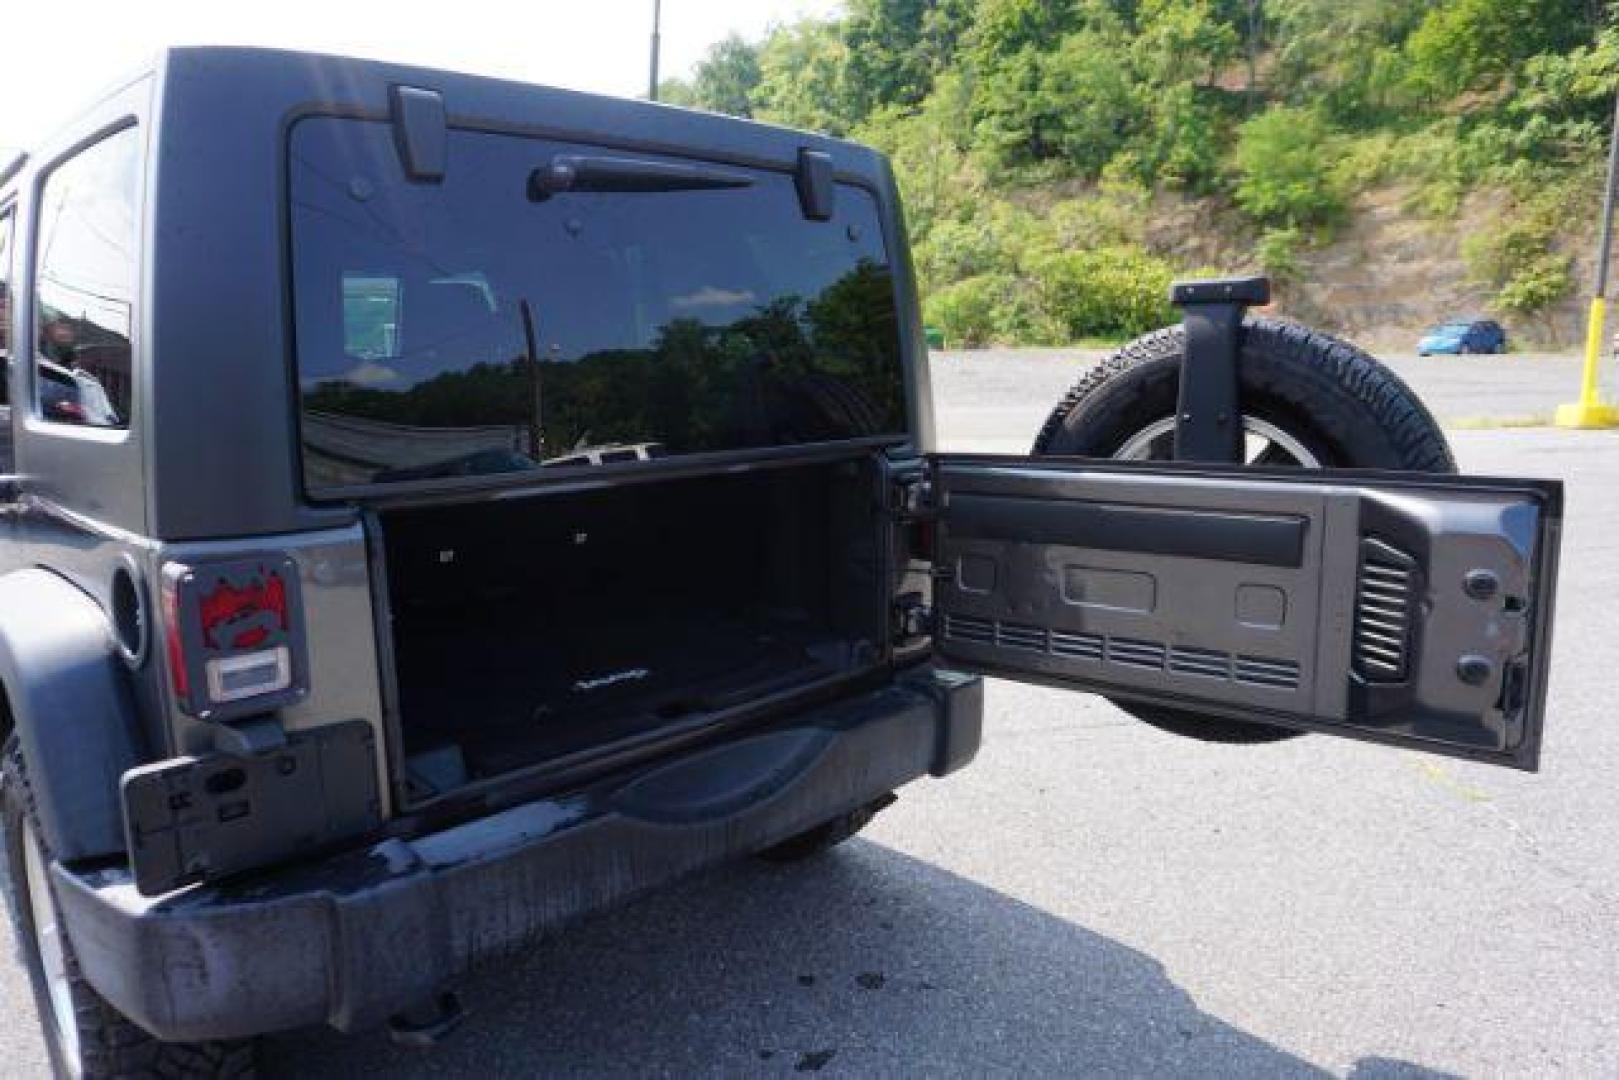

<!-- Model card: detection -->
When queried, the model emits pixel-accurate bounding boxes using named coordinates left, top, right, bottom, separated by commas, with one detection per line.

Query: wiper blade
left=528, top=155, right=754, bottom=200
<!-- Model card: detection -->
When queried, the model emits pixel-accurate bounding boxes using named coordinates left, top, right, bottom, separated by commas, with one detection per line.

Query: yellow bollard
left=1554, top=296, right=1619, bottom=428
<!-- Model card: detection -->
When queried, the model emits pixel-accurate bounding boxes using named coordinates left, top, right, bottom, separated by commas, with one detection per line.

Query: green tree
left=1266, top=0, right=1424, bottom=121
left=1130, top=0, right=1240, bottom=87
left=752, top=19, right=853, bottom=133
left=841, top=0, right=975, bottom=116
left=1510, top=24, right=1619, bottom=127
left=853, top=71, right=982, bottom=240
left=688, top=34, right=762, bottom=117
left=973, top=29, right=1143, bottom=175
left=1232, top=105, right=1346, bottom=227
left=967, top=0, right=1084, bottom=66
left=1129, top=81, right=1227, bottom=190
left=1404, top=0, right=1604, bottom=101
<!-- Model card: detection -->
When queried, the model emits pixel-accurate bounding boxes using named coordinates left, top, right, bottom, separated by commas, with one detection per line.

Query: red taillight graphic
left=197, top=571, right=289, bottom=651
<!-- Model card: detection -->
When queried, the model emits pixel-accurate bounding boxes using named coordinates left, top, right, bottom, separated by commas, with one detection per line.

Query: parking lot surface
left=2, top=350, right=1613, bottom=1077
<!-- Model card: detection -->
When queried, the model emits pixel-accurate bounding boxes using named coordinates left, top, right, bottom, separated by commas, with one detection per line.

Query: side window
left=1, top=207, right=12, bottom=474
left=0, top=207, right=12, bottom=409
left=34, top=128, right=139, bottom=430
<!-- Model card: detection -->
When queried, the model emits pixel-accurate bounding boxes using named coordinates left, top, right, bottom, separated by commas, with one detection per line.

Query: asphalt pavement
left=2, top=350, right=1614, bottom=1077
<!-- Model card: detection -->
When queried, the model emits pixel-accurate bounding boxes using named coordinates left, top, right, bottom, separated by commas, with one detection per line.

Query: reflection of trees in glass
left=302, top=260, right=903, bottom=466
left=805, top=259, right=905, bottom=424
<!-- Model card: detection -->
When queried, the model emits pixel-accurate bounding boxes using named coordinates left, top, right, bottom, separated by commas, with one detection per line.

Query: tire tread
left=1033, top=318, right=1455, bottom=473
left=3, top=738, right=257, bottom=1079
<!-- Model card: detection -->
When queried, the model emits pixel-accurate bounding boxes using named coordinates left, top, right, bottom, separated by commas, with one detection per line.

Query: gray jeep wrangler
left=0, top=48, right=1561, bottom=1078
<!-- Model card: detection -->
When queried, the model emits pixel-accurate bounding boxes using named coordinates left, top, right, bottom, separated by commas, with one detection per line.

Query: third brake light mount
left=527, top=155, right=754, bottom=200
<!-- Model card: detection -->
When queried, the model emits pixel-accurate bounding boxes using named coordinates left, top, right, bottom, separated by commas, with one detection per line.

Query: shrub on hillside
left=1233, top=107, right=1347, bottom=229
left=1255, top=227, right=1304, bottom=283
left=924, top=274, right=1022, bottom=347
left=913, top=201, right=1045, bottom=292
left=1129, top=82, right=1227, bottom=193
left=1032, top=246, right=1178, bottom=341
left=1460, top=171, right=1594, bottom=316
left=1462, top=215, right=1574, bottom=316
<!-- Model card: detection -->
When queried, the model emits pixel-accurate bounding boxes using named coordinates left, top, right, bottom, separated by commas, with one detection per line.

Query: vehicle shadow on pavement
left=259, top=840, right=1448, bottom=1077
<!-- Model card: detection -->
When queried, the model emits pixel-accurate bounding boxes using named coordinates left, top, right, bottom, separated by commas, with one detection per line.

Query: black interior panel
left=379, top=459, right=882, bottom=799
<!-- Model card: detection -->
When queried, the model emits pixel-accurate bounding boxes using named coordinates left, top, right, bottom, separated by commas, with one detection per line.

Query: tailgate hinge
left=891, top=590, right=936, bottom=640
left=892, top=475, right=938, bottom=520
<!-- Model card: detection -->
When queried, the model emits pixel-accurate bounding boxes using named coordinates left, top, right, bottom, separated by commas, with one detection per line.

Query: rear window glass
left=289, top=118, right=905, bottom=490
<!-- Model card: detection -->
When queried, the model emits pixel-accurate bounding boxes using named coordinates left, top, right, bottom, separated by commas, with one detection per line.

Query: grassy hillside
left=662, top=1, right=1616, bottom=348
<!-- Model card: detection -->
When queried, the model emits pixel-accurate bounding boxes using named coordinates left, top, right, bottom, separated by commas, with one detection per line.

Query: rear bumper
left=52, top=669, right=982, bottom=1042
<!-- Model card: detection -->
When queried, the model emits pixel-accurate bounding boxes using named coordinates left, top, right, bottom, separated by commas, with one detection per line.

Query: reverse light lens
left=205, top=647, right=293, bottom=704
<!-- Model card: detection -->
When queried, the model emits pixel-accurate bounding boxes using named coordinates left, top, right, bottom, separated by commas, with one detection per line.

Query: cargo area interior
left=378, top=457, right=886, bottom=803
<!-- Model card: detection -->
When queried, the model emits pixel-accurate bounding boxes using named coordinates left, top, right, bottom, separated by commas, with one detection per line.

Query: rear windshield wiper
left=528, top=154, right=754, bottom=200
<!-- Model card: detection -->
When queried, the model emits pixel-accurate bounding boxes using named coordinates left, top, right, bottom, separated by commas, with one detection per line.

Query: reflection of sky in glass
left=35, top=130, right=138, bottom=344
left=291, top=120, right=892, bottom=391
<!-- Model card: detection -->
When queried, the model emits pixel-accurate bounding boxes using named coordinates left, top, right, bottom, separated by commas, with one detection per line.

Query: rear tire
left=2, top=738, right=257, bottom=1079
left=1032, top=318, right=1455, bottom=744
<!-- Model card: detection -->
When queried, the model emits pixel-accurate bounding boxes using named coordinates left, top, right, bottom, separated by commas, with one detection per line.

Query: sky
left=0, top=0, right=844, bottom=157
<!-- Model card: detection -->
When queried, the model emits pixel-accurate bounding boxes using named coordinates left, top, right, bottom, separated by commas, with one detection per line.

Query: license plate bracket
left=122, top=720, right=381, bottom=895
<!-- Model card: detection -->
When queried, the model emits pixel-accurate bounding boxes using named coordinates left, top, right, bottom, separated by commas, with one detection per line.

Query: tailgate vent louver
left=941, top=616, right=1297, bottom=692
left=1167, top=646, right=1231, bottom=680
left=1233, top=656, right=1301, bottom=690
left=997, top=622, right=1048, bottom=653
left=1107, top=637, right=1166, bottom=670
left=1354, top=539, right=1418, bottom=682
left=942, top=613, right=996, bottom=644
left=1050, top=628, right=1104, bottom=660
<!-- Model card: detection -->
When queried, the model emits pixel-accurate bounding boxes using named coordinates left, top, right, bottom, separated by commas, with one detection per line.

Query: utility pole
left=1555, top=88, right=1619, bottom=427
left=649, top=0, right=662, bottom=102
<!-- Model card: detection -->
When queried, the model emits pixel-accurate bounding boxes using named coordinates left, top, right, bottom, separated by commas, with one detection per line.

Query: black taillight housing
left=162, top=556, right=309, bottom=720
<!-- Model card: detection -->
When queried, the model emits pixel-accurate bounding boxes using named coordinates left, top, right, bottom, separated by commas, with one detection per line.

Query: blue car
left=1418, top=318, right=1507, bottom=355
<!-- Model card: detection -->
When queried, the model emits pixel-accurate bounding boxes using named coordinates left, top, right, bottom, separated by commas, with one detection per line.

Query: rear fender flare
left=0, top=569, right=144, bottom=860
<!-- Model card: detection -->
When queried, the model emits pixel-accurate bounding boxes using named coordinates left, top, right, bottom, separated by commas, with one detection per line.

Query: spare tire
left=1031, top=317, right=1455, bottom=744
